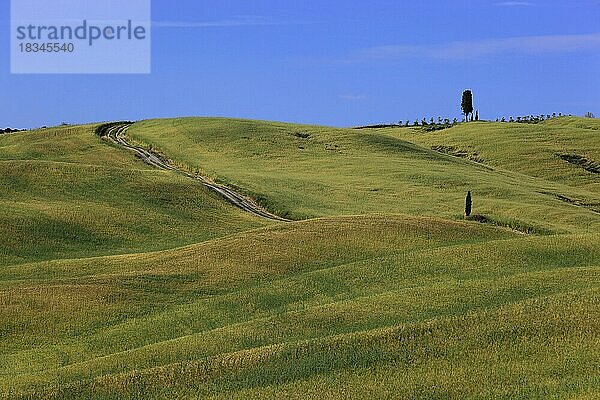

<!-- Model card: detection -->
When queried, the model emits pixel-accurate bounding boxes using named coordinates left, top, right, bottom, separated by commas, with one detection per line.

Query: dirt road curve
left=97, top=122, right=290, bottom=222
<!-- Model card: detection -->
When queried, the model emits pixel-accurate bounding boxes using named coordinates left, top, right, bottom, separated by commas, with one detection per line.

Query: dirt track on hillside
left=99, top=122, right=290, bottom=222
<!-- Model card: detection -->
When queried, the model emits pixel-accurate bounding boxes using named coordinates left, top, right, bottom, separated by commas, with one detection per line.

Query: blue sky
left=1, top=0, right=599, bottom=128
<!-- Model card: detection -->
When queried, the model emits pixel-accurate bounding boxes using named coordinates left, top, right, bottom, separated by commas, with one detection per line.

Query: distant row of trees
left=459, top=90, right=590, bottom=124
left=396, top=112, right=571, bottom=128
left=360, top=89, right=592, bottom=129
left=0, top=127, right=23, bottom=134
left=398, top=117, right=459, bottom=127
left=397, top=112, right=570, bottom=127
left=385, top=109, right=586, bottom=130
left=494, top=113, right=566, bottom=124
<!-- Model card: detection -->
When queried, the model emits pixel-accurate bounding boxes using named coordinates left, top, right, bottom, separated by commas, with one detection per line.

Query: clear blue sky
left=1, top=0, right=599, bottom=128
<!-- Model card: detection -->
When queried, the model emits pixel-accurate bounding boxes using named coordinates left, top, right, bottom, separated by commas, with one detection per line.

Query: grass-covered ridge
left=390, top=117, right=600, bottom=189
left=3, top=214, right=599, bottom=398
left=1, top=118, right=600, bottom=399
left=127, top=117, right=600, bottom=232
left=0, top=124, right=267, bottom=267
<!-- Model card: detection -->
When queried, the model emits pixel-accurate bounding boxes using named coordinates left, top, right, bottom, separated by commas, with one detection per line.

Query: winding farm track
left=98, top=122, right=290, bottom=222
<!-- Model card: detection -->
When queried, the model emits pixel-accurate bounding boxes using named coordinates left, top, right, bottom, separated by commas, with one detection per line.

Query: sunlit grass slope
left=0, top=125, right=266, bottom=267
left=127, top=118, right=600, bottom=233
left=1, top=216, right=598, bottom=398
left=389, top=117, right=600, bottom=191
left=2, top=118, right=600, bottom=399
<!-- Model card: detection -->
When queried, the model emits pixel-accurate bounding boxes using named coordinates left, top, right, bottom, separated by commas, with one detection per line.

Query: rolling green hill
left=0, top=125, right=267, bottom=267
left=390, top=117, right=600, bottom=190
left=127, top=117, right=600, bottom=232
left=1, top=118, right=599, bottom=399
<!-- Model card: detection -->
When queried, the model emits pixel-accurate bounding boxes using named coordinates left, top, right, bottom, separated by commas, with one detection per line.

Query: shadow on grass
left=465, top=214, right=553, bottom=235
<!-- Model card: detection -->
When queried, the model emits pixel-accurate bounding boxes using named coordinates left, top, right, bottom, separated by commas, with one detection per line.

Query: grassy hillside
left=389, top=117, right=600, bottom=190
left=3, top=215, right=599, bottom=398
left=127, top=118, right=600, bottom=233
left=1, top=118, right=600, bottom=399
left=0, top=125, right=267, bottom=267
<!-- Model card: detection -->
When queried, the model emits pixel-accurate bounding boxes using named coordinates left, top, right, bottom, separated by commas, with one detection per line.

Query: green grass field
left=0, top=125, right=266, bottom=267
left=1, top=118, right=599, bottom=399
left=127, top=117, right=600, bottom=232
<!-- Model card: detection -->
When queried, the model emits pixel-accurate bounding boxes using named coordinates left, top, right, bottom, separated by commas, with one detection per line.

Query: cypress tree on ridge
left=461, top=90, right=474, bottom=122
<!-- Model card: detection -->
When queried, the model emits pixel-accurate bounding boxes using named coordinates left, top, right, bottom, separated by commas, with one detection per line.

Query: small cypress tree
left=475, top=110, right=479, bottom=121
left=465, top=191, right=472, bottom=218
